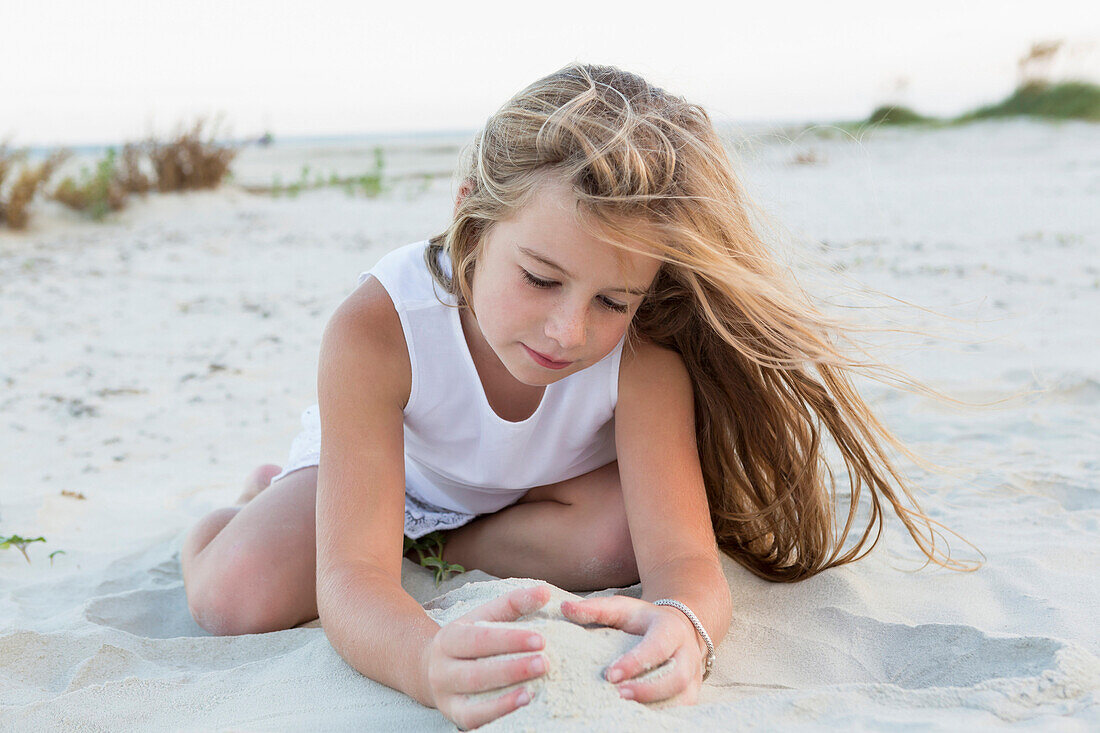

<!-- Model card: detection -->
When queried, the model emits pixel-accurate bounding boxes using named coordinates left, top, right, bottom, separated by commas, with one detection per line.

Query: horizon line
left=9, top=115, right=821, bottom=154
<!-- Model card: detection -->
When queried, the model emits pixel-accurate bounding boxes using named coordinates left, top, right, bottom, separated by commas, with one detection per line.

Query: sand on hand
left=424, top=578, right=686, bottom=732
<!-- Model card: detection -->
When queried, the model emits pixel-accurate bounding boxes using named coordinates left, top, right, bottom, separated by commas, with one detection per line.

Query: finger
left=559, top=596, right=648, bottom=635
left=616, top=644, right=698, bottom=704
left=603, top=614, right=681, bottom=683
left=462, top=585, right=552, bottom=624
left=449, top=684, right=533, bottom=731
left=444, top=652, right=547, bottom=695
left=561, top=597, right=681, bottom=683
left=441, top=622, right=546, bottom=659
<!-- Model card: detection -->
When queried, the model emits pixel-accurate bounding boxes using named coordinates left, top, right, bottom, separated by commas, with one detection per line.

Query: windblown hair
left=424, top=62, right=975, bottom=581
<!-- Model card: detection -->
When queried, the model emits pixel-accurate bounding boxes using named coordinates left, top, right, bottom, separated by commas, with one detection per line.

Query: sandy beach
left=2, top=119, right=1098, bottom=729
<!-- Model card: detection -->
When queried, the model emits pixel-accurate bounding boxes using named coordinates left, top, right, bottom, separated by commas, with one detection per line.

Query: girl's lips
left=524, top=344, right=572, bottom=369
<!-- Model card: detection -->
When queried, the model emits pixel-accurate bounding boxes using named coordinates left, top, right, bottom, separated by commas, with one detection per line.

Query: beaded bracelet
left=653, top=598, right=716, bottom=681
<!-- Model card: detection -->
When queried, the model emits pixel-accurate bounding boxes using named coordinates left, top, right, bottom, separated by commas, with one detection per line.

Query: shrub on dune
left=51, top=120, right=237, bottom=222
left=866, top=105, right=934, bottom=126
left=52, top=148, right=129, bottom=221
left=148, top=118, right=237, bottom=192
left=0, top=145, right=69, bottom=230
left=956, top=81, right=1100, bottom=123
left=117, top=143, right=152, bottom=194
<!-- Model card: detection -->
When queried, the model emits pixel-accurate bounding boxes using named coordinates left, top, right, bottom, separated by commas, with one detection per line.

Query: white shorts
left=271, top=405, right=478, bottom=540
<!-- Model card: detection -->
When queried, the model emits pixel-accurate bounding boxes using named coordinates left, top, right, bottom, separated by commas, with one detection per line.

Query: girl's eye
left=520, top=269, right=555, bottom=289
left=520, top=269, right=629, bottom=313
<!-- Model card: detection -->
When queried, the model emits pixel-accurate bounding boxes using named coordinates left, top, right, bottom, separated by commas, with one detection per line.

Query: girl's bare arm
left=313, top=280, right=548, bottom=727
left=313, top=281, right=438, bottom=702
left=617, top=340, right=733, bottom=647
left=562, top=338, right=731, bottom=703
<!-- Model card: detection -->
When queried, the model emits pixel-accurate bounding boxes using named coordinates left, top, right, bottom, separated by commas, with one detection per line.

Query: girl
left=181, top=63, right=967, bottom=729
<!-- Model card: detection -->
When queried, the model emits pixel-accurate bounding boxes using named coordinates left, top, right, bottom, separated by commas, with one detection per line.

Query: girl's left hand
left=560, top=596, right=704, bottom=705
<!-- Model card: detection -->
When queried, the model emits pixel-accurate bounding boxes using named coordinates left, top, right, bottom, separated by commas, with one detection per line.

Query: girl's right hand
left=424, top=585, right=552, bottom=730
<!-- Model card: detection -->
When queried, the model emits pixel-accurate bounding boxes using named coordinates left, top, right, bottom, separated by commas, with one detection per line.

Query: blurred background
left=4, top=0, right=1098, bottom=146
left=2, top=0, right=1096, bottom=220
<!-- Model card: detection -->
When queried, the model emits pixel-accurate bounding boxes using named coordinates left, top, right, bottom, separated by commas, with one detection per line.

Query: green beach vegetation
left=52, top=119, right=237, bottom=222
left=263, top=147, right=385, bottom=198
left=954, top=81, right=1100, bottom=123
left=52, top=147, right=130, bottom=221
left=865, top=104, right=935, bottom=126
left=793, top=39, right=1099, bottom=142
left=1, top=119, right=443, bottom=231
left=851, top=40, right=1099, bottom=131
left=0, top=533, right=65, bottom=565
left=248, top=146, right=444, bottom=200
left=403, top=531, right=465, bottom=586
left=859, top=80, right=1100, bottom=131
left=1, top=118, right=237, bottom=230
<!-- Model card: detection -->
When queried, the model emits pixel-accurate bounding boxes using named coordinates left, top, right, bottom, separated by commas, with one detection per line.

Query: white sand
left=2, top=120, right=1098, bottom=729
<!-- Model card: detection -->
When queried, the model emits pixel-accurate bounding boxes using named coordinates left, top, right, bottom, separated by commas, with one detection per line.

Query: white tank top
left=361, top=239, right=623, bottom=515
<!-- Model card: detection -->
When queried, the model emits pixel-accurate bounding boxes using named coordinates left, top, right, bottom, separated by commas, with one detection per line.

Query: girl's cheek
left=514, top=290, right=548, bottom=319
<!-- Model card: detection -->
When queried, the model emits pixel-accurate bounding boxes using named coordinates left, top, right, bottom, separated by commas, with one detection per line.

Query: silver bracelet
left=653, top=598, right=716, bottom=681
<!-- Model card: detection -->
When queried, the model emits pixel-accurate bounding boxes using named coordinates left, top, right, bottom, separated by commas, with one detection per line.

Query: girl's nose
left=545, top=302, right=587, bottom=350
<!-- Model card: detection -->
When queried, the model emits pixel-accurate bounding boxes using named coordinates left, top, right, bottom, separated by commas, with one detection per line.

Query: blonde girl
left=181, top=63, right=963, bottom=729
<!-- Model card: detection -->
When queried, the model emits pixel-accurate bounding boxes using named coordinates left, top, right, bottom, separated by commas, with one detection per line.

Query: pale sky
left=3, top=0, right=1097, bottom=146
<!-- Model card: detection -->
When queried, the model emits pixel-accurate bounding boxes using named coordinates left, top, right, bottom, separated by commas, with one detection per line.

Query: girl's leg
left=183, top=458, right=635, bottom=636
left=180, top=465, right=281, bottom=578
left=181, top=466, right=320, bottom=636
left=441, top=461, right=639, bottom=592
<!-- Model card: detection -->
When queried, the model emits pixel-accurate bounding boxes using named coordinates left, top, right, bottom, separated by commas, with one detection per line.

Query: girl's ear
left=453, top=179, right=476, bottom=217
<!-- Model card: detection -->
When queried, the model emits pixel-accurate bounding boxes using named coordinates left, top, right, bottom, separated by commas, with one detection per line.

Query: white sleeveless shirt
left=362, top=239, right=624, bottom=516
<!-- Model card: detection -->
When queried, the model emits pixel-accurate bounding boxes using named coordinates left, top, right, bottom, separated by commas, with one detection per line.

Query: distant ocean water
left=20, top=119, right=799, bottom=161
left=22, top=128, right=480, bottom=160
left=20, top=119, right=811, bottom=191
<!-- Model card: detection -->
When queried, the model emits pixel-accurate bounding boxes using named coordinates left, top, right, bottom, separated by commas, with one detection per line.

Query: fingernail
left=606, top=668, right=622, bottom=683
left=517, top=689, right=531, bottom=706
left=618, top=686, right=634, bottom=700
left=527, top=634, right=543, bottom=650
left=530, top=655, right=546, bottom=674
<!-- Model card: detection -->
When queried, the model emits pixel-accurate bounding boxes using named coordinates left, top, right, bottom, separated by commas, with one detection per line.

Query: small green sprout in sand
left=404, top=531, right=465, bottom=586
left=1, top=534, right=46, bottom=563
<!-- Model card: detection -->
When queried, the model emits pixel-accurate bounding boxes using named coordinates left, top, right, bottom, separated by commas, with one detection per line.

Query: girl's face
left=460, top=176, right=662, bottom=387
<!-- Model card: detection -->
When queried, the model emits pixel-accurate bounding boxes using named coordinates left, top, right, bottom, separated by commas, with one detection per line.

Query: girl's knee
left=185, top=470, right=319, bottom=635
left=585, top=464, right=639, bottom=586
left=186, top=539, right=309, bottom=636
left=182, top=508, right=241, bottom=562
left=593, top=512, right=639, bottom=587
left=186, top=544, right=260, bottom=635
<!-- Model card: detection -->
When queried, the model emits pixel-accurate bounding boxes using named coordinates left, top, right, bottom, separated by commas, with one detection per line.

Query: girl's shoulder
left=322, top=274, right=413, bottom=411
left=617, top=332, right=692, bottom=411
left=614, top=333, right=697, bottom=485
left=619, top=332, right=687, bottom=377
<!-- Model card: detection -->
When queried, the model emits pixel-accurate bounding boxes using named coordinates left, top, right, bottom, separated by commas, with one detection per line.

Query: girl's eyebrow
left=517, top=245, right=650, bottom=295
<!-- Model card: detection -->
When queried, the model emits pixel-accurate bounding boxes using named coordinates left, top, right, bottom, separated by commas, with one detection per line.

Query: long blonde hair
left=425, top=62, right=977, bottom=582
